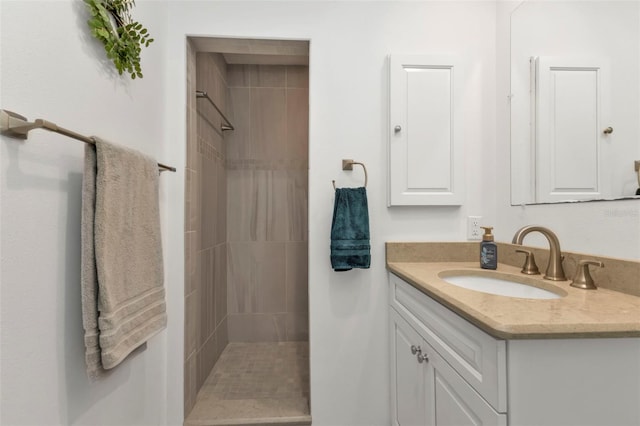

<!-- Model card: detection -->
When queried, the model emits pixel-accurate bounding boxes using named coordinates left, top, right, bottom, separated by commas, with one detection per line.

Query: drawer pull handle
left=417, top=353, right=429, bottom=364
left=411, top=345, right=421, bottom=355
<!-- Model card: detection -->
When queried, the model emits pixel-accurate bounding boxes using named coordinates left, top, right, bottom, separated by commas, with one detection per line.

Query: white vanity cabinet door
left=431, top=348, right=507, bottom=426
left=388, top=54, right=464, bottom=206
left=391, top=308, right=433, bottom=426
left=391, top=308, right=506, bottom=426
left=534, top=57, right=609, bottom=203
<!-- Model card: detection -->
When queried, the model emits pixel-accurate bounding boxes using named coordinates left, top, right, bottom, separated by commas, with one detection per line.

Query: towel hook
left=332, top=159, right=368, bottom=190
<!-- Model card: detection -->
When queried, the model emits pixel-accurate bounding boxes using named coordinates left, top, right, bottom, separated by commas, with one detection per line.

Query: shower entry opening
left=184, top=36, right=310, bottom=425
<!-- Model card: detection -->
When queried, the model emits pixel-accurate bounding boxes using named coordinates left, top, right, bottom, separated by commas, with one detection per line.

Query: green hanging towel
left=330, top=187, right=371, bottom=271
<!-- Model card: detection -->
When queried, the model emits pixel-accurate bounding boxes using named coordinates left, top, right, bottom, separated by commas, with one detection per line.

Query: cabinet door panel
left=431, top=349, right=507, bottom=426
left=535, top=56, right=608, bottom=202
left=389, top=54, right=464, bottom=206
left=391, top=309, right=433, bottom=426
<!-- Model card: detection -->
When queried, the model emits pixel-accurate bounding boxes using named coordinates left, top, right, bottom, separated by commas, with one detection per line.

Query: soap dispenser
left=480, top=226, right=497, bottom=270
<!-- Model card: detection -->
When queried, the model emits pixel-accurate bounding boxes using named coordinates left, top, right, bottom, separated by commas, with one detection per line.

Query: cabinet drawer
left=390, top=273, right=507, bottom=413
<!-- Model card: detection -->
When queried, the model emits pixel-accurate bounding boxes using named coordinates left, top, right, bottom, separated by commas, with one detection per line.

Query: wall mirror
left=510, top=0, right=640, bottom=205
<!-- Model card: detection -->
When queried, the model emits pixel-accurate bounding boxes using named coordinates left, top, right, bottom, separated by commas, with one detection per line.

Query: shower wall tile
left=214, top=243, right=228, bottom=326
left=185, top=168, right=199, bottom=234
left=185, top=231, right=198, bottom=295
left=186, top=40, right=195, bottom=81
left=227, top=169, right=280, bottom=242
left=199, top=332, right=218, bottom=387
left=227, top=64, right=286, bottom=88
left=199, top=248, right=215, bottom=345
left=187, top=44, right=231, bottom=411
left=215, top=317, right=229, bottom=361
left=187, top=106, right=198, bottom=169
left=268, top=170, right=292, bottom=241
left=212, top=52, right=228, bottom=85
left=198, top=152, right=218, bottom=250
left=286, top=88, right=309, bottom=161
left=216, top=158, right=227, bottom=246
left=196, top=93, right=221, bottom=139
left=183, top=37, right=199, bottom=416
left=253, top=65, right=286, bottom=87
left=227, top=242, right=286, bottom=314
left=197, top=53, right=227, bottom=153
left=214, top=110, right=226, bottom=156
left=211, top=120, right=225, bottom=166
left=227, top=64, right=252, bottom=88
left=226, top=88, right=251, bottom=160
left=195, top=345, right=205, bottom=391
left=251, top=88, right=286, bottom=160
left=197, top=53, right=226, bottom=107
left=227, top=169, right=307, bottom=242
left=282, top=170, right=308, bottom=242
left=185, top=289, right=201, bottom=359
left=197, top=109, right=222, bottom=150
left=186, top=41, right=198, bottom=170
left=184, top=352, right=198, bottom=416
left=285, top=312, right=309, bottom=341
left=286, top=66, right=309, bottom=88
left=210, top=319, right=229, bottom=366
left=286, top=242, right=309, bottom=313
left=226, top=168, right=258, bottom=241
left=225, top=64, right=308, bottom=344
left=227, top=313, right=287, bottom=342
left=270, top=170, right=307, bottom=242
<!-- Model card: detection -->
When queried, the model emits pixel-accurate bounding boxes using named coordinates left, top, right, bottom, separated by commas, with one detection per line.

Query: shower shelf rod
left=195, top=90, right=235, bottom=132
left=0, top=109, right=176, bottom=172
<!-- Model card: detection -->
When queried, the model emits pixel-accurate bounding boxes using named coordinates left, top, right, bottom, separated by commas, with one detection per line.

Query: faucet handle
left=515, top=249, right=540, bottom=275
left=570, top=260, right=604, bottom=290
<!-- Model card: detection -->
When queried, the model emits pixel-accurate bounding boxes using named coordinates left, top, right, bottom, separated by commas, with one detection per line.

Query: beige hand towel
left=81, top=138, right=167, bottom=380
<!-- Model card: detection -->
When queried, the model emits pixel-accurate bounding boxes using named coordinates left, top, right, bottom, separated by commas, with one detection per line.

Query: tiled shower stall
left=184, top=38, right=310, bottom=424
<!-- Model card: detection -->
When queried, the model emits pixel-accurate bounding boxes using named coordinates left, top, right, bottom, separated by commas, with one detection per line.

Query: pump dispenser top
left=481, top=226, right=494, bottom=242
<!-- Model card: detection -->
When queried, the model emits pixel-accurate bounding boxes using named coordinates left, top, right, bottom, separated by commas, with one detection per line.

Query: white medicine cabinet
left=388, top=54, right=465, bottom=206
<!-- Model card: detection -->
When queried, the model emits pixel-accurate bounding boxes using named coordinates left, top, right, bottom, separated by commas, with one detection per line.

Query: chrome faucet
left=511, top=226, right=567, bottom=281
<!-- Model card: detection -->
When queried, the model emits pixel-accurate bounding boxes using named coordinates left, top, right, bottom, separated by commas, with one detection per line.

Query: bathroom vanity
left=387, top=243, right=640, bottom=426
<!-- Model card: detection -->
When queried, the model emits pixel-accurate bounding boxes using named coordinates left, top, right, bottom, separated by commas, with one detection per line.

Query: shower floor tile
left=185, top=342, right=310, bottom=426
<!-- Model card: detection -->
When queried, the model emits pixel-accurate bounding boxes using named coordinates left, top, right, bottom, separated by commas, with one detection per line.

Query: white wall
left=1, top=1, right=497, bottom=424
left=0, top=1, right=183, bottom=425
left=8, top=2, right=633, bottom=426
left=165, top=2, right=496, bottom=425
left=496, top=1, right=640, bottom=260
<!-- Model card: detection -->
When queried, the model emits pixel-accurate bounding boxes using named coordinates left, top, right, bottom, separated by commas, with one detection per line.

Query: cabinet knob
left=417, top=353, right=429, bottom=364
left=411, top=345, right=421, bottom=355
left=394, top=125, right=402, bottom=133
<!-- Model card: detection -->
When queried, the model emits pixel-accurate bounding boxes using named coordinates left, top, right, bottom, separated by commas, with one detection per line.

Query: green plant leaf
left=96, top=28, right=110, bottom=38
left=84, top=0, right=152, bottom=79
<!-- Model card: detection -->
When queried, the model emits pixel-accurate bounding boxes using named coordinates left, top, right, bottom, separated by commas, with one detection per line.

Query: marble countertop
left=387, top=261, right=640, bottom=339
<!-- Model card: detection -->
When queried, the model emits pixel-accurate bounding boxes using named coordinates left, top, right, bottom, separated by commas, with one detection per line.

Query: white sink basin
left=439, top=272, right=564, bottom=300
